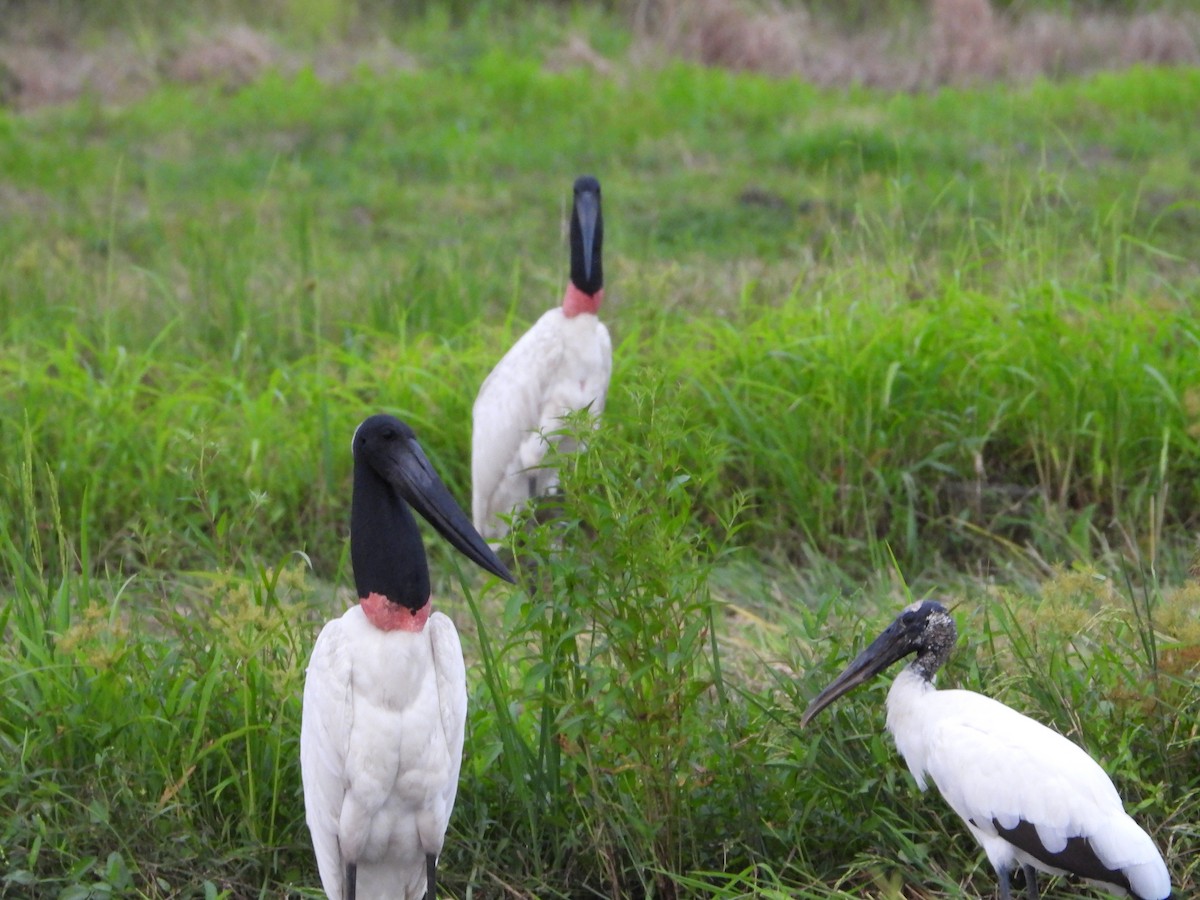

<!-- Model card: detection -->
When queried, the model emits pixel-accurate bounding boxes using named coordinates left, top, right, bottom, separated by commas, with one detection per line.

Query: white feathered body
left=300, top=606, right=467, bottom=900
left=472, top=307, right=612, bottom=540
left=886, top=667, right=1171, bottom=899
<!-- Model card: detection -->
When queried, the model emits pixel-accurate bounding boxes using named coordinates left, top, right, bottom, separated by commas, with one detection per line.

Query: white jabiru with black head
left=301, top=414, right=515, bottom=900
left=471, top=175, right=612, bottom=542
left=801, top=599, right=1172, bottom=900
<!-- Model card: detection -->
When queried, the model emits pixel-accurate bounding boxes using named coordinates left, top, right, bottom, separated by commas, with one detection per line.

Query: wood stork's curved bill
left=801, top=601, right=945, bottom=727
left=354, top=414, right=516, bottom=585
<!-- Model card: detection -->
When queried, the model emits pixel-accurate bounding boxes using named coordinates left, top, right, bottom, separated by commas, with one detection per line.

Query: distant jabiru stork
left=300, top=414, right=515, bottom=900
left=802, top=599, right=1172, bottom=900
left=471, top=175, right=613, bottom=543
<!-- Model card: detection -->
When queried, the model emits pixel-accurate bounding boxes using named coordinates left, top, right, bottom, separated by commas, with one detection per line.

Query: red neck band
left=562, top=283, right=603, bottom=318
left=361, top=593, right=430, bottom=632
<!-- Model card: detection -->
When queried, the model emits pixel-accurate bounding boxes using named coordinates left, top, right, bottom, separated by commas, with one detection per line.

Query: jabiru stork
left=300, top=414, right=515, bottom=900
left=471, top=175, right=612, bottom=543
left=802, top=599, right=1172, bottom=900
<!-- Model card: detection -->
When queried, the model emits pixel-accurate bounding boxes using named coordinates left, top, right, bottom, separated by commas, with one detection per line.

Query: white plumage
left=887, top=667, right=1172, bottom=899
left=301, top=607, right=466, bottom=900
left=300, top=415, right=514, bottom=900
left=472, top=175, right=612, bottom=542
left=803, top=600, right=1172, bottom=900
left=472, top=306, right=612, bottom=540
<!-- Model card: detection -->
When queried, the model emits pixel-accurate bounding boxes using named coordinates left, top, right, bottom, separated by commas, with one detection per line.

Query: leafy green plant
left=453, top=383, right=751, bottom=896
left=0, top=12, right=1198, bottom=896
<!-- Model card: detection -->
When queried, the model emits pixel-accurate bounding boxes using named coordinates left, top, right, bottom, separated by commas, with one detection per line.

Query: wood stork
left=301, top=414, right=515, bottom=900
left=801, top=599, right=1172, bottom=900
left=471, top=175, right=613, bottom=542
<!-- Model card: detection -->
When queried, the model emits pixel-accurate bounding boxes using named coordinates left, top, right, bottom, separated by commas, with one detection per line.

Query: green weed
left=0, top=11, right=1197, bottom=898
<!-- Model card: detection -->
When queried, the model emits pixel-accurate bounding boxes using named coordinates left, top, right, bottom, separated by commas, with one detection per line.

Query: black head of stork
left=569, top=175, right=604, bottom=297
left=351, top=414, right=515, bottom=611
left=800, top=599, right=955, bottom=726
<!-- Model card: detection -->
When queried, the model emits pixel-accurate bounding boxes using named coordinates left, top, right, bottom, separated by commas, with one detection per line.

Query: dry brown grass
left=928, top=0, right=1003, bottom=84
left=545, top=34, right=618, bottom=75
left=167, top=24, right=277, bottom=88
left=0, top=20, right=415, bottom=111
left=0, top=35, right=157, bottom=110
left=630, top=0, right=815, bottom=76
left=1007, top=10, right=1199, bottom=80
left=0, top=2, right=1196, bottom=111
left=634, top=0, right=1200, bottom=89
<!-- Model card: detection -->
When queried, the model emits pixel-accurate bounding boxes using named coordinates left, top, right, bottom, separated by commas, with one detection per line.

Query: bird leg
left=424, top=853, right=438, bottom=900
left=997, top=866, right=1013, bottom=900
left=1022, top=864, right=1041, bottom=900
left=346, top=861, right=357, bottom=900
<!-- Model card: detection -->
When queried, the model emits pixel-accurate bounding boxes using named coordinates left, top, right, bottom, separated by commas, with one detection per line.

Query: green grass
left=2, top=4, right=1199, bottom=897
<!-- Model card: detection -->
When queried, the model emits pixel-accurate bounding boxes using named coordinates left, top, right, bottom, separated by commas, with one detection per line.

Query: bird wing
left=472, top=311, right=566, bottom=534
left=918, top=688, right=1168, bottom=893
left=300, top=617, right=355, bottom=899
left=427, top=611, right=468, bottom=838
left=922, top=691, right=1122, bottom=834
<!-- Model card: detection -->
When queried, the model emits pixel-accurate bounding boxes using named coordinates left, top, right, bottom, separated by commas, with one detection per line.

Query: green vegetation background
left=1, top=1, right=1197, bottom=897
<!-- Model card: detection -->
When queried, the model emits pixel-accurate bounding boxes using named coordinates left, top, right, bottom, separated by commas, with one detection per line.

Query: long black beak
left=392, top=437, right=516, bottom=584
left=800, top=621, right=917, bottom=727
left=575, top=188, right=599, bottom=283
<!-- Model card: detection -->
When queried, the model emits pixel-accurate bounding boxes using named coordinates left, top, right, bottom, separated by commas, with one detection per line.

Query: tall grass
left=5, top=270, right=1196, bottom=586
left=3, top=59, right=1197, bottom=575
left=4, top=415, right=1194, bottom=897
left=0, top=442, right=323, bottom=896
left=0, top=18, right=1197, bottom=899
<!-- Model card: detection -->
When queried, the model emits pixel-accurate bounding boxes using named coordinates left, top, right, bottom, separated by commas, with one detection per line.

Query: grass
left=1, top=3, right=1199, bottom=897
